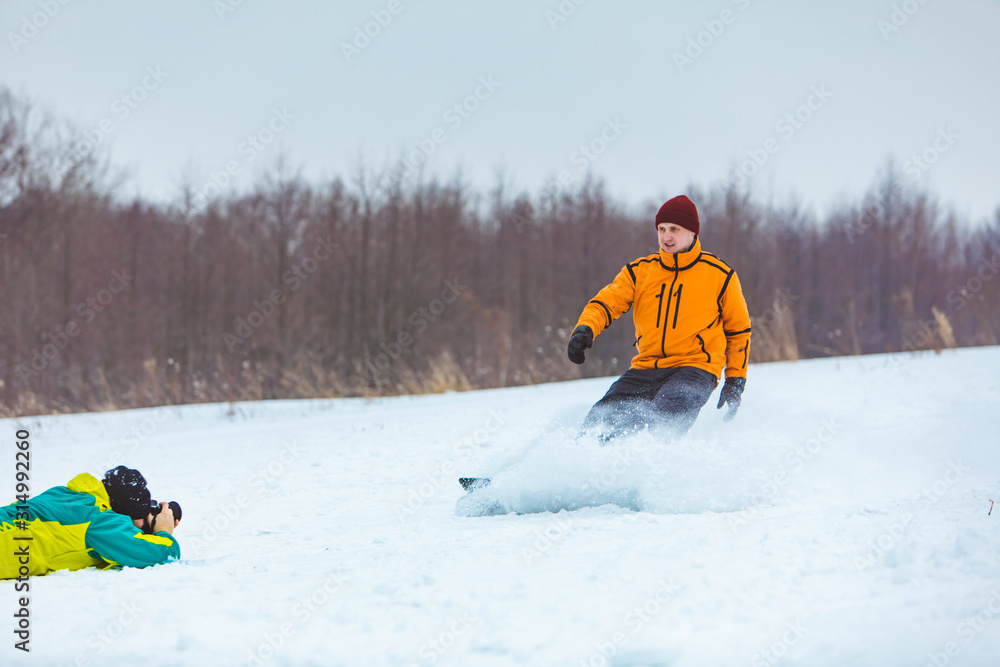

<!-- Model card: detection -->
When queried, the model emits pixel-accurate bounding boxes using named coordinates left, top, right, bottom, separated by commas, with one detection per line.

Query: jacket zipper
left=660, top=273, right=679, bottom=358
left=654, top=284, right=666, bottom=328
left=672, top=284, right=683, bottom=329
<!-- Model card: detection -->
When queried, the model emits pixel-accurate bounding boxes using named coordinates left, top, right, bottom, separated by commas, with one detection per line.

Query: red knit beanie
left=655, top=195, right=699, bottom=235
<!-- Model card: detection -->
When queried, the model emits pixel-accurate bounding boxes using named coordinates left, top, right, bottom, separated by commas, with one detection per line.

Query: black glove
left=567, top=325, right=594, bottom=365
left=716, top=376, right=746, bottom=421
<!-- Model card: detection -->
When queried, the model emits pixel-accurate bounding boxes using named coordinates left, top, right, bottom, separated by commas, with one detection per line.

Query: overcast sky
left=2, top=0, right=998, bottom=221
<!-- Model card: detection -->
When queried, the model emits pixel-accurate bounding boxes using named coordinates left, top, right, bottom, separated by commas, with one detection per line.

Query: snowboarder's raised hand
left=567, top=325, right=594, bottom=364
left=717, top=376, right=746, bottom=421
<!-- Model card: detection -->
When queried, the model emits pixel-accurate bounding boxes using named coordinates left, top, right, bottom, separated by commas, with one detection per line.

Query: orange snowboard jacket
left=574, top=238, right=752, bottom=379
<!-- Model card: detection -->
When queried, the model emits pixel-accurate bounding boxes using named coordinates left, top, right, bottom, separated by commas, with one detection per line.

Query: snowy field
left=3, top=346, right=1000, bottom=666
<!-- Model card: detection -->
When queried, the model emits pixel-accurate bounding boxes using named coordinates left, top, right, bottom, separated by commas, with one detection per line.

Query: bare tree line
left=1, top=88, right=998, bottom=417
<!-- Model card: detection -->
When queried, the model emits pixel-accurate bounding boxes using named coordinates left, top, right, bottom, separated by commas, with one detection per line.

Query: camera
left=144, top=500, right=182, bottom=534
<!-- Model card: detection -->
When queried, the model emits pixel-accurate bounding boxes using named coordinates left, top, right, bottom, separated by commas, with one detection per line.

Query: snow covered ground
left=3, top=346, right=1000, bottom=666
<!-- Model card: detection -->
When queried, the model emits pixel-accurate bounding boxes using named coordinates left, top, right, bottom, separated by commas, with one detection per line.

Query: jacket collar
left=67, top=473, right=113, bottom=512
left=658, top=236, right=702, bottom=271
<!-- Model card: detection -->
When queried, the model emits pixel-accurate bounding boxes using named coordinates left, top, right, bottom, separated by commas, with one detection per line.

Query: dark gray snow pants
left=580, top=366, right=718, bottom=441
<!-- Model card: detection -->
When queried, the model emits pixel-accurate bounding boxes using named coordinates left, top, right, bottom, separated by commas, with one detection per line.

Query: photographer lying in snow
left=1, top=466, right=180, bottom=578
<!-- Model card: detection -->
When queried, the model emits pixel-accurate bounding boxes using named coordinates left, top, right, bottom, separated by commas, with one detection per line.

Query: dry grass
left=932, top=306, right=957, bottom=350
left=0, top=318, right=985, bottom=419
left=750, top=298, right=800, bottom=363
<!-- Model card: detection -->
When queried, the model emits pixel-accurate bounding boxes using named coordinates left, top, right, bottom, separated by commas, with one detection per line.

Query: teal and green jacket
left=0, top=473, right=180, bottom=578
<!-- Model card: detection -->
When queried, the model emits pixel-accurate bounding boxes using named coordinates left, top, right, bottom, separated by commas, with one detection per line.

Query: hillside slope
left=3, top=346, right=1000, bottom=666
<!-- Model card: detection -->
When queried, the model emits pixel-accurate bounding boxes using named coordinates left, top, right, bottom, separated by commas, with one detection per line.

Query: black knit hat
left=102, top=466, right=152, bottom=520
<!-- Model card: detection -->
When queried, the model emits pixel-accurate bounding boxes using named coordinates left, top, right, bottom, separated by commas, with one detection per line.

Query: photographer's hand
left=152, top=502, right=178, bottom=535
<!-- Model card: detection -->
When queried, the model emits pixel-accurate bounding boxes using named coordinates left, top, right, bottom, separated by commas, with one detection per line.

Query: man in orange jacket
left=569, top=194, right=752, bottom=440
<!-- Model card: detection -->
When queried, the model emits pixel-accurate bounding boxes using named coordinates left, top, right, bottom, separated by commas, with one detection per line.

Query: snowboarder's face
left=657, top=223, right=695, bottom=254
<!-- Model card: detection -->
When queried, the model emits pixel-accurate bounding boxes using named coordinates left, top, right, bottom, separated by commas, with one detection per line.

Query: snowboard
left=455, top=477, right=510, bottom=516
left=456, top=475, right=644, bottom=516
left=458, top=477, right=491, bottom=492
